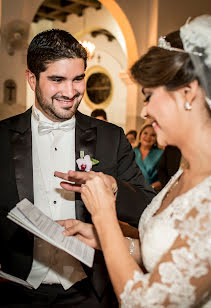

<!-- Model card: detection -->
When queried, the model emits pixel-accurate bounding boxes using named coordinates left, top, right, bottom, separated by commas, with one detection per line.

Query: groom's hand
left=54, top=170, right=93, bottom=192
left=54, top=170, right=117, bottom=194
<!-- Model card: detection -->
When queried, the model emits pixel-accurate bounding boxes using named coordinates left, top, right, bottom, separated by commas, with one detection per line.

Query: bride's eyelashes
left=144, top=94, right=151, bottom=103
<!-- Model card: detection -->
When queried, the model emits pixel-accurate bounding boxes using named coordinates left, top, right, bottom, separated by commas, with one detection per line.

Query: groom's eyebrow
left=73, top=73, right=85, bottom=81
left=47, top=75, right=65, bottom=80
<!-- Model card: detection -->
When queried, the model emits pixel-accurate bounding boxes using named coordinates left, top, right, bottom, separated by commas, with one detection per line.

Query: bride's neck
left=179, top=130, right=211, bottom=178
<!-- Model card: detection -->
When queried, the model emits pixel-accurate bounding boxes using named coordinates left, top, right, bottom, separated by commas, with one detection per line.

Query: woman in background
left=134, top=124, right=163, bottom=190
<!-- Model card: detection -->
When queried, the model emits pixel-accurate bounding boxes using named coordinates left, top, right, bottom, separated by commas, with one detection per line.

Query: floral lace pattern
left=120, top=170, right=211, bottom=307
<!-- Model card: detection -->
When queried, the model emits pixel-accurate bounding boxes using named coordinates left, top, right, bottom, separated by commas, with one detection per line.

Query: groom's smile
left=34, top=58, right=86, bottom=122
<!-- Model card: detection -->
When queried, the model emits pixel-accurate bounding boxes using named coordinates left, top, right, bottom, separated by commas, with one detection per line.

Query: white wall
left=78, top=33, right=127, bottom=127
left=54, top=6, right=127, bottom=58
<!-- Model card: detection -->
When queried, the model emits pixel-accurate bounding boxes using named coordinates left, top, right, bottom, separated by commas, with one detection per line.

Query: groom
left=0, top=29, right=155, bottom=306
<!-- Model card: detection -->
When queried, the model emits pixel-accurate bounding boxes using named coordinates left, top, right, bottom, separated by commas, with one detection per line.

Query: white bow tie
left=38, top=121, right=74, bottom=135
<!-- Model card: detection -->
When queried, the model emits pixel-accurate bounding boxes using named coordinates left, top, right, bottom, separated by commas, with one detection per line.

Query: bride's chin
left=157, top=135, right=168, bottom=147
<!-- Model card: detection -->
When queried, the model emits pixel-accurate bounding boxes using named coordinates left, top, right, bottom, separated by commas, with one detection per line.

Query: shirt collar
left=32, top=103, right=76, bottom=127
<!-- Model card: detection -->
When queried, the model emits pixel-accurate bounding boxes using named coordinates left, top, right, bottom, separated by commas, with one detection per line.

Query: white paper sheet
left=7, top=199, right=95, bottom=268
left=0, top=270, right=33, bottom=289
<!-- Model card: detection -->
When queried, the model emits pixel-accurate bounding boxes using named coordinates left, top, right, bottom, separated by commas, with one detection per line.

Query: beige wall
left=0, top=0, right=43, bottom=119
left=158, top=0, right=211, bottom=37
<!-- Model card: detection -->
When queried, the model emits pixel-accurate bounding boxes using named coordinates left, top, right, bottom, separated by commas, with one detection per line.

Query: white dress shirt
left=26, top=105, right=86, bottom=289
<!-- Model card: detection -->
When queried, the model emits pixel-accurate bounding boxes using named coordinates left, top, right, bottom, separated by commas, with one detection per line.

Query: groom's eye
left=48, top=76, right=64, bottom=82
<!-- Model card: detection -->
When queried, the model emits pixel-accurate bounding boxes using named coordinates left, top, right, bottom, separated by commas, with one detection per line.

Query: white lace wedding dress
left=120, top=169, right=211, bottom=308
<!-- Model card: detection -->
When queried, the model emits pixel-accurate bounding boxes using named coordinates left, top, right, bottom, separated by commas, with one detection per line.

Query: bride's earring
left=184, top=101, right=192, bottom=111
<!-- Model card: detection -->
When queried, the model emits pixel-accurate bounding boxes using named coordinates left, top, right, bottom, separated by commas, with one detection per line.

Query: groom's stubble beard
left=35, top=82, right=82, bottom=122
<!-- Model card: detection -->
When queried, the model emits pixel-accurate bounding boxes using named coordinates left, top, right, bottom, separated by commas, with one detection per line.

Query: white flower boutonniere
left=76, top=151, right=99, bottom=172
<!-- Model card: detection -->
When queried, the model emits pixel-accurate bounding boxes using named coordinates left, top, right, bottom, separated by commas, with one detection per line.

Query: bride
left=56, top=15, right=211, bottom=307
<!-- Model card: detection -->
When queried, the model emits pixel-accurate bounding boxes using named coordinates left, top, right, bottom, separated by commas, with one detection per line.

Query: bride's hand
left=81, top=173, right=116, bottom=219
left=57, top=219, right=101, bottom=250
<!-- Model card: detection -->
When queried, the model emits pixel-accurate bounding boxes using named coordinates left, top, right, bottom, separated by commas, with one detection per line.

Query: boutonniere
left=76, top=151, right=99, bottom=171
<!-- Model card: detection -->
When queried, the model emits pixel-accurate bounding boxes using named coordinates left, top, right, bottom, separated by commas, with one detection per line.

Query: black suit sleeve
left=158, top=146, right=181, bottom=188
left=114, top=127, right=156, bottom=227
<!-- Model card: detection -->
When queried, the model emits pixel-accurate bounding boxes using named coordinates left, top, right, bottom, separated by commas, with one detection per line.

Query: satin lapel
left=10, top=108, right=34, bottom=204
left=75, top=111, right=97, bottom=160
left=74, top=112, right=111, bottom=298
left=75, top=111, right=97, bottom=222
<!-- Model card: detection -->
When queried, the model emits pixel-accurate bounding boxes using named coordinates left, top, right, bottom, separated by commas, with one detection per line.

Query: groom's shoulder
left=0, top=108, right=32, bottom=127
left=76, top=111, right=123, bottom=132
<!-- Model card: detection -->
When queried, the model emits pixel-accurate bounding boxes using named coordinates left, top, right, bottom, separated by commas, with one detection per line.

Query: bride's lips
left=152, top=120, right=159, bottom=131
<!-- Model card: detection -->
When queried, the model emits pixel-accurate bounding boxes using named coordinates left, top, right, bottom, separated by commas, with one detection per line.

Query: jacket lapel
left=10, top=108, right=34, bottom=204
left=75, top=111, right=97, bottom=222
left=75, top=112, right=109, bottom=298
left=75, top=111, right=97, bottom=161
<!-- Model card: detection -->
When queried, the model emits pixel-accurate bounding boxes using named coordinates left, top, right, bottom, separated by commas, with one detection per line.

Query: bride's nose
left=141, top=105, right=148, bottom=119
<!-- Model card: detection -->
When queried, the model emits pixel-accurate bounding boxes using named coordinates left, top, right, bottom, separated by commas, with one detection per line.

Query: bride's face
left=141, top=86, right=184, bottom=147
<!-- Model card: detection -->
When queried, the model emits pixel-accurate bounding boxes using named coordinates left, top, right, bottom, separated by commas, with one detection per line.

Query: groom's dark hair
left=27, top=29, right=87, bottom=80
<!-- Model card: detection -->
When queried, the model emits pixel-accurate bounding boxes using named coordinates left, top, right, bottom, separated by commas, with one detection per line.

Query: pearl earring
left=184, top=102, right=192, bottom=110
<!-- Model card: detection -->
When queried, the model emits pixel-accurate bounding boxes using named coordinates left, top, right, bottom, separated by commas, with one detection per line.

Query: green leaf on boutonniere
left=80, top=150, right=85, bottom=159
left=91, top=158, right=99, bottom=166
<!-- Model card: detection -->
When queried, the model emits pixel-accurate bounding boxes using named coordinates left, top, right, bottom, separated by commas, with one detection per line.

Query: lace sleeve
left=120, top=200, right=211, bottom=308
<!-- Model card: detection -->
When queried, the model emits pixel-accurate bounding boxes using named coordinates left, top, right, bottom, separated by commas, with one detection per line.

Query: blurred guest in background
left=126, top=130, right=137, bottom=147
left=134, top=124, right=163, bottom=190
left=91, top=108, right=107, bottom=121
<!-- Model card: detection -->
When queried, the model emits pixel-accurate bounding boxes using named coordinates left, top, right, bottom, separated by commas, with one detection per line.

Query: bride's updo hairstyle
left=131, top=14, right=211, bottom=116
left=130, top=32, right=197, bottom=91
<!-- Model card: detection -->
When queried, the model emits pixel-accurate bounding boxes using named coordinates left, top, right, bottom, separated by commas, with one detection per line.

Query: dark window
left=86, top=73, right=112, bottom=104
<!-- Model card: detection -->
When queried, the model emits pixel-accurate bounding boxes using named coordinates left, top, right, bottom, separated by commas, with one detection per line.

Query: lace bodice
left=120, top=170, right=211, bottom=307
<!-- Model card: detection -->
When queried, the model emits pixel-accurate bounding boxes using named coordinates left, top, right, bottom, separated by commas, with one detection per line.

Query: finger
left=68, top=170, right=88, bottom=184
left=54, top=171, right=70, bottom=181
left=55, top=170, right=84, bottom=185
left=56, top=220, right=65, bottom=226
left=81, top=185, right=95, bottom=214
left=63, top=221, right=83, bottom=236
left=89, top=171, right=95, bottom=175
left=67, top=170, right=95, bottom=184
left=75, top=234, right=94, bottom=247
left=81, top=189, right=89, bottom=208
left=81, top=184, right=91, bottom=200
left=86, top=175, right=105, bottom=191
left=60, top=182, right=82, bottom=193
left=57, top=219, right=78, bottom=229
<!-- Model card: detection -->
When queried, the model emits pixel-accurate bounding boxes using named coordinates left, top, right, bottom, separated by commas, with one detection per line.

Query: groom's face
left=33, top=58, right=86, bottom=122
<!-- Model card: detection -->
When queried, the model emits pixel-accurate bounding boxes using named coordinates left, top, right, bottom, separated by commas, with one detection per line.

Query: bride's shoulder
left=138, top=170, right=211, bottom=235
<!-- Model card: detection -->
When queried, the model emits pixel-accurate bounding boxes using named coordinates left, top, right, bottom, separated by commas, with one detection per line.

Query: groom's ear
left=25, top=69, right=37, bottom=92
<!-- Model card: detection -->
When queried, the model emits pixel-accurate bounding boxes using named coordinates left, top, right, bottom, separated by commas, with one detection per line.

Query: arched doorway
left=96, top=0, right=140, bottom=131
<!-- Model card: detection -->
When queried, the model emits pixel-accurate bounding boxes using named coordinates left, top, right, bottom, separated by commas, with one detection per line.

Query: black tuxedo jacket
left=0, top=108, right=155, bottom=298
left=158, top=146, right=181, bottom=187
